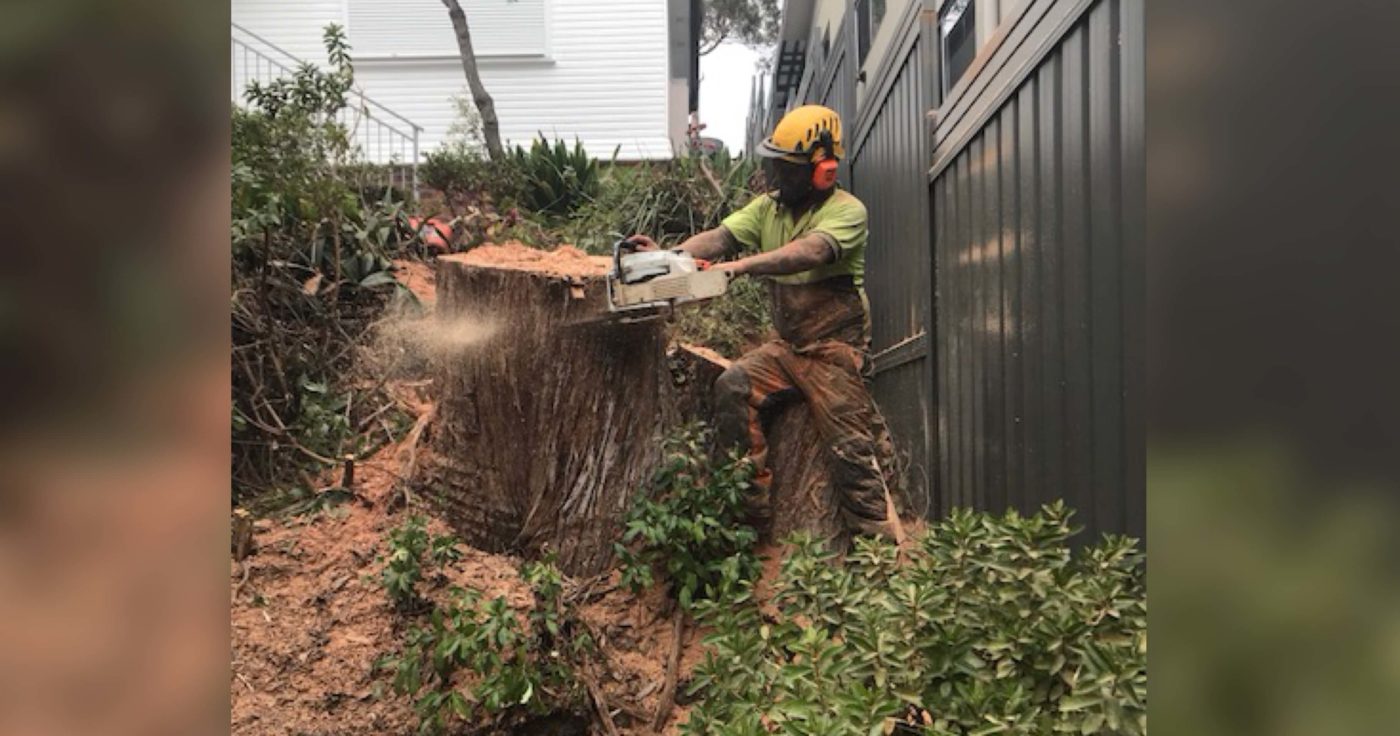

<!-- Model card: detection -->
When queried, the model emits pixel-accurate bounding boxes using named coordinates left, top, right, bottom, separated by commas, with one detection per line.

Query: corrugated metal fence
left=773, top=0, right=1144, bottom=542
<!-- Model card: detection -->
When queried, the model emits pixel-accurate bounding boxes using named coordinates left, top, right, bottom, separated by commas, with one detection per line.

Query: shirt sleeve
left=719, top=195, right=768, bottom=250
left=811, top=196, right=868, bottom=255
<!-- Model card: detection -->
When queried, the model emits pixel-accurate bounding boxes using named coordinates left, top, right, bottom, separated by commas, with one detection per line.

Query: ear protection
left=811, top=129, right=839, bottom=191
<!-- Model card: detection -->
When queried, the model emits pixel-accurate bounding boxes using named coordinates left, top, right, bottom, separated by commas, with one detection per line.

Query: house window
left=347, top=0, right=547, bottom=59
left=940, top=0, right=977, bottom=93
left=855, top=0, right=888, bottom=66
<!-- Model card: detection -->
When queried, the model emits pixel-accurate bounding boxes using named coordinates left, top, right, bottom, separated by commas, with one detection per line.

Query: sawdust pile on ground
left=444, top=241, right=610, bottom=277
left=228, top=419, right=763, bottom=735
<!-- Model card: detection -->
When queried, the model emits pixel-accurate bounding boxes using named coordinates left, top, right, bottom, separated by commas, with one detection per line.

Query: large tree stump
left=668, top=345, right=848, bottom=547
left=423, top=244, right=668, bottom=575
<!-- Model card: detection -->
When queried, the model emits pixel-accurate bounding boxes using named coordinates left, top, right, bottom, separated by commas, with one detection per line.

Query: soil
left=443, top=242, right=610, bottom=278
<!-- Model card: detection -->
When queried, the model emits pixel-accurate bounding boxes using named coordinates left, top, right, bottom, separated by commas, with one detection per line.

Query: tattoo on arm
left=679, top=227, right=739, bottom=261
left=736, top=233, right=836, bottom=277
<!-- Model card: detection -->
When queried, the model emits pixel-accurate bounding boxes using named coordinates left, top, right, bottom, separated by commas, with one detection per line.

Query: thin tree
left=702, top=0, right=781, bottom=55
left=441, top=0, right=504, bottom=160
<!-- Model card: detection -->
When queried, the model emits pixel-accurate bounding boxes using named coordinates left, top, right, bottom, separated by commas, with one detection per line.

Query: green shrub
left=377, top=555, right=589, bottom=734
left=614, top=423, right=762, bottom=611
left=379, top=516, right=463, bottom=612
left=421, top=142, right=526, bottom=212
left=231, top=25, right=420, bottom=505
left=683, top=503, right=1147, bottom=735
left=511, top=135, right=606, bottom=218
left=562, top=148, right=762, bottom=254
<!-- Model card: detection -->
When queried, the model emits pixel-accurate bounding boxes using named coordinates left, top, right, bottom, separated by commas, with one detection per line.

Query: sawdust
left=230, top=428, right=710, bottom=735
left=444, top=241, right=611, bottom=277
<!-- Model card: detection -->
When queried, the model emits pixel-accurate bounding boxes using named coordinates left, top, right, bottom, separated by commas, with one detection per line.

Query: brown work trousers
left=713, top=337, right=902, bottom=538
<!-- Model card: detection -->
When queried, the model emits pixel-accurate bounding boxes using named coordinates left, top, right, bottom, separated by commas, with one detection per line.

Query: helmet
left=756, top=105, right=845, bottom=164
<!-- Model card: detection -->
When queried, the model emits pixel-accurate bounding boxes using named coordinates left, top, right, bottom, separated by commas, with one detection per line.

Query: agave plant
left=511, top=134, right=608, bottom=217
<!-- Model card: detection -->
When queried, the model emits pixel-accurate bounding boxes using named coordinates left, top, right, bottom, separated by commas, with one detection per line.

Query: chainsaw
left=604, top=238, right=730, bottom=322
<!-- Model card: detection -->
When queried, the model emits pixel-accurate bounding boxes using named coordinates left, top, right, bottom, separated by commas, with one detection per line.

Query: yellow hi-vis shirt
left=719, top=189, right=868, bottom=288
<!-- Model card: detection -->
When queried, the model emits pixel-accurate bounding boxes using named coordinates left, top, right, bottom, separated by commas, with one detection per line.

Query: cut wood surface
left=423, top=244, right=665, bottom=576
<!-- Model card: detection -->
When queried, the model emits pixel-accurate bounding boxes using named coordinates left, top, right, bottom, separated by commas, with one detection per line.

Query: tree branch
left=700, top=31, right=728, bottom=56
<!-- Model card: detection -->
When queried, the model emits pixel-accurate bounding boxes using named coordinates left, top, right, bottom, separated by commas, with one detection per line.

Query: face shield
left=763, top=157, right=814, bottom=209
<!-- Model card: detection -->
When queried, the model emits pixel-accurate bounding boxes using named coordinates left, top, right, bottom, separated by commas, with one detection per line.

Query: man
left=630, top=105, right=906, bottom=541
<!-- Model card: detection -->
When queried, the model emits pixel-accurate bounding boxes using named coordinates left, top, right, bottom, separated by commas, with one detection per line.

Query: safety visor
left=756, top=136, right=812, bottom=164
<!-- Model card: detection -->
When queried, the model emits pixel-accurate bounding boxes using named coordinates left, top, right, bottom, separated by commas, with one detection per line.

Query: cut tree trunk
left=422, top=246, right=666, bottom=575
left=669, top=345, right=848, bottom=547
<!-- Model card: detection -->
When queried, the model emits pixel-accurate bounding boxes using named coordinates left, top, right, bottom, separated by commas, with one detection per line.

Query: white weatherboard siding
left=231, top=0, right=676, bottom=161
left=233, top=0, right=346, bottom=65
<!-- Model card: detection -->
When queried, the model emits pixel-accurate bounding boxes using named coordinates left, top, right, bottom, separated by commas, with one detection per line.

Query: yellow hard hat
left=757, top=104, right=845, bottom=163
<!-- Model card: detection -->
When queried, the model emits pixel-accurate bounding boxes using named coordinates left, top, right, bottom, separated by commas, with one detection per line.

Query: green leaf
left=359, top=270, right=397, bottom=287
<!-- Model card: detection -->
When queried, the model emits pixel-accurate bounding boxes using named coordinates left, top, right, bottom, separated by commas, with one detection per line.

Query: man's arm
left=719, top=233, right=837, bottom=277
left=625, top=227, right=738, bottom=261
left=677, top=226, right=740, bottom=261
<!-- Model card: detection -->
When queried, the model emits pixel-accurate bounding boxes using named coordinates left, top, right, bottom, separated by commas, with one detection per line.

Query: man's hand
left=626, top=234, right=660, bottom=252
left=713, top=260, right=747, bottom=278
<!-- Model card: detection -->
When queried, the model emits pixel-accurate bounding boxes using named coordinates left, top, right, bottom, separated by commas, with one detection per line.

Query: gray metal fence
left=848, top=0, right=942, bottom=518
left=929, top=0, right=1144, bottom=540
left=231, top=22, right=422, bottom=193
left=749, top=0, right=1144, bottom=543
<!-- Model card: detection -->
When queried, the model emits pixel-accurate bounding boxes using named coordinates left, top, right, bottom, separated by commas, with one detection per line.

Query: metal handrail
left=231, top=22, right=423, bottom=137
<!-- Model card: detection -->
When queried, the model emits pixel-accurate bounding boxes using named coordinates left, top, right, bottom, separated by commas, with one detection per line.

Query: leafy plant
left=615, top=423, right=762, bottom=611
left=511, top=135, right=607, bottom=217
left=377, top=555, right=588, bottom=734
left=231, top=25, right=423, bottom=507
left=682, top=503, right=1147, bottom=735
left=380, top=516, right=463, bottom=611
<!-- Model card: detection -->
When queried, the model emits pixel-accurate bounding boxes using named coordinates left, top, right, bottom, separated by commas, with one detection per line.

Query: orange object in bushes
left=408, top=216, right=454, bottom=254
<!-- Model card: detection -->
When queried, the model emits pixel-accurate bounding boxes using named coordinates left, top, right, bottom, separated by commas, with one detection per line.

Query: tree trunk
left=441, top=0, right=505, bottom=160
left=669, top=345, right=848, bottom=548
left=422, top=247, right=667, bottom=575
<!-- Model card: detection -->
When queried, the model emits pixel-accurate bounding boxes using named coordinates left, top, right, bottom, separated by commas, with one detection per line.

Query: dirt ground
left=232, top=252, right=778, bottom=735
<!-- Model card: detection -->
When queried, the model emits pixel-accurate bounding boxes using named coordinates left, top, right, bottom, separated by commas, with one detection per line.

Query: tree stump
left=422, top=244, right=668, bottom=576
left=668, top=345, right=848, bottom=547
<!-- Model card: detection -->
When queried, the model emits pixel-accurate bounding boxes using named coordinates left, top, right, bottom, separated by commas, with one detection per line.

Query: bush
left=376, top=555, right=590, bottom=734
left=511, top=135, right=605, bottom=218
left=421, top=142, right=526, bottom=213
left=379, top=516, right=464, bottom=612
left=614, top=423, right=762, bottom=610
left=562, top=148, right=762, bottom=254
left=683, top=503, right=1147, bottom=735
left=231, top=24, right=420, bottom=506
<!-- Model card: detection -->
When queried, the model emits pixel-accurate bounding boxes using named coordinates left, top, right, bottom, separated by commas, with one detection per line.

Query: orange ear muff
left=812, top=158, right=838, bottom=190
left=811, top=128, right=839, bottom=190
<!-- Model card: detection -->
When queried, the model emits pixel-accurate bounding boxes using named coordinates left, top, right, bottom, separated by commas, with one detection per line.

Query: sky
left=697, top=41, right=770, bottom=153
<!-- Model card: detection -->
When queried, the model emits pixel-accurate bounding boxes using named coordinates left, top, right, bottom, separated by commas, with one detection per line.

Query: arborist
left=629, top=104, right=906, bottom=541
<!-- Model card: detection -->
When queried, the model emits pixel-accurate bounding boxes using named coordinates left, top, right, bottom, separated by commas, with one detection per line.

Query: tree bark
left=423, top=252, right=667, bottom=575
left=441, top=0, right=505, bottom=160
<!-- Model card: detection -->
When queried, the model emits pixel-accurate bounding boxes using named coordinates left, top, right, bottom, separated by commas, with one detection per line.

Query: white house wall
left=232, top=0, right=675, bottom=161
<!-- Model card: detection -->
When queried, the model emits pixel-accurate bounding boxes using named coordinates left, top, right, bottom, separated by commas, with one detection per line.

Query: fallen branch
left=583, top=662, right=622, bottom=736
left=652, top=610, right=686, bottom=731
